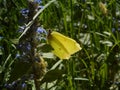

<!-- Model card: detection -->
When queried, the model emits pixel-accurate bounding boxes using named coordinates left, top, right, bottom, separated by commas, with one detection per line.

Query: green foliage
left=8, top=60, right=32, bottom=83
left=0, top=0, right=120, bottom=90
left=40, top=69, right=65, bottom=84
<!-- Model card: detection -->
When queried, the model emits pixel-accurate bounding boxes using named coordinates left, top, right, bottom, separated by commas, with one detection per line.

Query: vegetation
left=0, top=0, right=120, bottom=90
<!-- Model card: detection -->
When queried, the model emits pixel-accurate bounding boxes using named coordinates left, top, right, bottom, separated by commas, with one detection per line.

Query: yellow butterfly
left=47, top=31, right=82, bottom=59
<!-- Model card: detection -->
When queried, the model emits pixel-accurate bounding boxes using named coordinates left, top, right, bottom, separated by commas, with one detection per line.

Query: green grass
left=40, top=0, right=120, bottom=90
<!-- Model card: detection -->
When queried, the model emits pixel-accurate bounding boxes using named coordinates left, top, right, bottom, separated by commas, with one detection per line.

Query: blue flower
left=22, top=83, right=27, bottom=88
left=34, top=0, right=42, bottom=4
left=36, top=27, right=47, bottom=42
left=36, top=27, right=47, bottom=34
left=20, top=9, right=29, bottom=17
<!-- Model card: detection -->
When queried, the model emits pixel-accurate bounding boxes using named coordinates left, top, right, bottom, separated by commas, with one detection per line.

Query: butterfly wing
left=51, top=32, right=81, bottom=54
left=48, top=33, right=70, bottom=59
left=47, top=31, right=81, bottom=59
